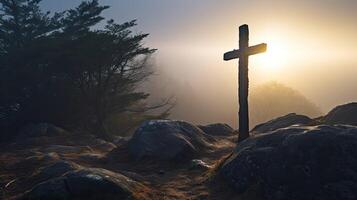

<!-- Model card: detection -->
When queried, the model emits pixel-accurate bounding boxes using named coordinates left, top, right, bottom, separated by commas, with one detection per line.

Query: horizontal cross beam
left=223, top=43, right=267, bottom=61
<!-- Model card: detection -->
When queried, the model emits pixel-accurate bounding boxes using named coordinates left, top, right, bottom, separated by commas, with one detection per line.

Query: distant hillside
left=249, top=82, right=322, bottom=128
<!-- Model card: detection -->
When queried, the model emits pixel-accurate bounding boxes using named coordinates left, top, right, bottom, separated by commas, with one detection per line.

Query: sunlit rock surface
left=220, top=125, right=357, bottom=200
left=190, top=159, right=211, bottom=170
left=198, top=123, right=234, bottom=136
left=324, top=102, right=357, bottom=125
left=128, top=120, right=213, bottom=161
left=251, top=113, right=313, bottom=134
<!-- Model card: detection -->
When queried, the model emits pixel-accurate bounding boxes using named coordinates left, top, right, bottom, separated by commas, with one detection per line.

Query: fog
left=41, top=0, right=357, bottom=128
left=146, top=72, right=323, bottom=128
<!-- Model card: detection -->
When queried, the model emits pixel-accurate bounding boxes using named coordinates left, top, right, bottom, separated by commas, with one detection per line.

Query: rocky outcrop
left=251, top=113, right=313, bottom=134
left=198, top=123, right=234, bottom=136
left=128, top=120, right=213, bottom=161
left=220, top=125, right=357, bottom=200
left=324, top=102, right=357, bottom=125
left=23, top=168, right=146, bottom=200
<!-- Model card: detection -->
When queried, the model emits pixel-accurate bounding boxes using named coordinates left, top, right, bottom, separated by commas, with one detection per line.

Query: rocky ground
left=1, top=102, right=357, bottom=200
left=0, top=122, right=240, bottom=200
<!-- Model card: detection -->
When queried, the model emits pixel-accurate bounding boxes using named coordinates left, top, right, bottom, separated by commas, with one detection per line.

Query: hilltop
left=1, top=102, right=357, bottom=200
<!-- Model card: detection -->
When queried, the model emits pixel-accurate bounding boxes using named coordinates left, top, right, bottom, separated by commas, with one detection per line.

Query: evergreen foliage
left=0, top=0, right=170, bottom=140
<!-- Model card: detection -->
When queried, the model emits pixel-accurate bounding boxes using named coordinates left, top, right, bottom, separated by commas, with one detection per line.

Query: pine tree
left=0, top=0, right=170, bottom=140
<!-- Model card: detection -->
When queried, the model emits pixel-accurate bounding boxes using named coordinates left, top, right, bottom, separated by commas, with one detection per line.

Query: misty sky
left=41, top=0, right=357, bottom=126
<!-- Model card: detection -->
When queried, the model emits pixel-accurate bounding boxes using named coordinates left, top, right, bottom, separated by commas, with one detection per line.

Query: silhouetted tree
left=0, top=0, right=63, bottom=137
left=0, top=0, right=170, bottom=140
left=250, top=82, right=321, bottom=127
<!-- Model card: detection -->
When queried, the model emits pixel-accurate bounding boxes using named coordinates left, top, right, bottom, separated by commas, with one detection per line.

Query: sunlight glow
left=254, top=35, right=291, bottom=72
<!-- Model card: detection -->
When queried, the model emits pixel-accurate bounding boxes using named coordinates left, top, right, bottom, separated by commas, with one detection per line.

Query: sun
left=252, top=32, right=293, bottom=73
left=255, top=39, right=290, bottom=71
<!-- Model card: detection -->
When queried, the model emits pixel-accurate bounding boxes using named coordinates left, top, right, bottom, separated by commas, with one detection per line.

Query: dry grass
left=0, top=135, right=240, bottom=200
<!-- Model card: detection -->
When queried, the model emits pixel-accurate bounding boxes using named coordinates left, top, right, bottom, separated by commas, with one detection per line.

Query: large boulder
left=251, top=113, right=313, bottom=134
left=128, top=120, right=212, bottom=161
left=23, top=168, right=146, bottom=200
left=198, top=123, right=234, bottom=136
left=324, top=102, right=357, bottom=125
left=35, top=161, right=81, bottom=180
left=220, top=125, right=357, bottom=200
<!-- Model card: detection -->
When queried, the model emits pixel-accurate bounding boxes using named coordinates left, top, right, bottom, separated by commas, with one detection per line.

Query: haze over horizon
left=41, top=0, right=357, bottom=127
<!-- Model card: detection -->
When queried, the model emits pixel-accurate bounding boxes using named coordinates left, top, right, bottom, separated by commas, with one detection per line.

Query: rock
left=23, top=178, right=70, bottom=200
left=92, top=139, right=117, bottom=152
left=43, top=145, right=93, bottom=154
left=23, top=168, right=145, bottom=200
left=251, top=113, right=313, bottom=134
left=220, top=125, right=357, bottom=200
left=42, top=152, right=61, bottom=162
left=198, top=123, right=234, bottom=136
left=17, top=123, right=68, bottom=139
left=35, top=160, right=80, bottom=180
left=113, top=136, right=130, bottom=146
left=128, top=120, right=212, bottom=161
left=190, top=159, right=211, bottom=170
left=324, top=102, right=357, bottom=125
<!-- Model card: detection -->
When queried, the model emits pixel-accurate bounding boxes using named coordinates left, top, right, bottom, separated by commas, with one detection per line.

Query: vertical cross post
left=238, top=25, right=249, bottom=142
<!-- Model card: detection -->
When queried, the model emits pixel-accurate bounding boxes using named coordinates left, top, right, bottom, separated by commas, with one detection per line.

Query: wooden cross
left=224, top=24, right=267, bottom=142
